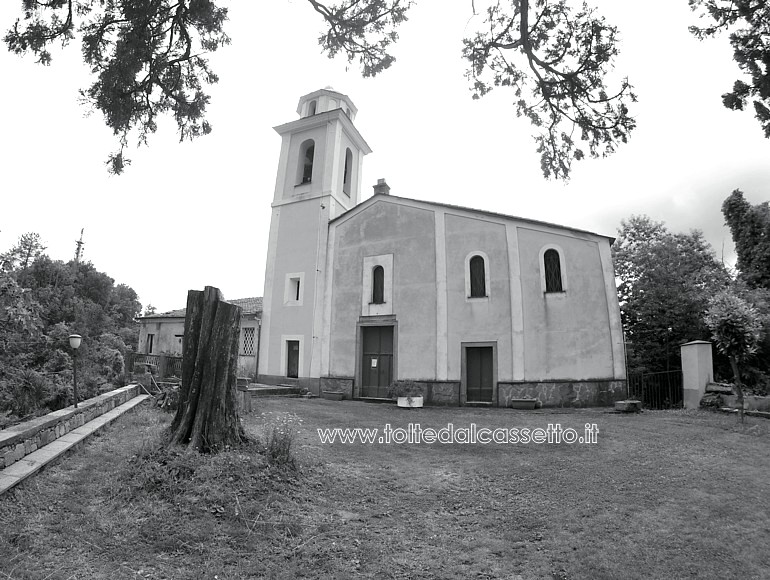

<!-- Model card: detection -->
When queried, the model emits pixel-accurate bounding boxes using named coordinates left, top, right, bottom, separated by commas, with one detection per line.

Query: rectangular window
left=242, top=327, right=255, bottom=356
left=146, top=333, right=154, bottom=354
left=284, top=272, right=304, bottom=306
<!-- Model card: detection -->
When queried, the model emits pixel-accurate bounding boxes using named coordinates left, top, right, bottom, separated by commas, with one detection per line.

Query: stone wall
left=498, top=380, right=627, bottom=408
left=0, top=385, right=139, bottom=470
left=721, top=394, right=770, bottom=412
left=322, top=377, right=354, bottom=399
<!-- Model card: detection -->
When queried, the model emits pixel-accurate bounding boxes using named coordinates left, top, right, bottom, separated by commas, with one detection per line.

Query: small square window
left=284, top=273, right=304, bottom=306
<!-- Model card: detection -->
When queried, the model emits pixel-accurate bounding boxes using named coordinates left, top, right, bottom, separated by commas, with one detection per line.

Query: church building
left=257, top=88, right=627, bottom=407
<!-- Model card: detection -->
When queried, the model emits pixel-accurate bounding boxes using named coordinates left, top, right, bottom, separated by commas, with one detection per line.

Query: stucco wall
left=137, top=319, right=184, bottom=355
left=517, top=227, right=614, bottom=381
left=329, top=200, right=437, bottom=379
left=444, top=214, right=513, bottom=381
left=263, top=199, right=323, bottom=378
left=281, top=125, right=327, bottom=199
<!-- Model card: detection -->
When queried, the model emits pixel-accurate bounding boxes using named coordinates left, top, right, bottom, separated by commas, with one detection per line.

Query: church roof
left=139, top=297, right=262, bottom=319
left=331, top=193, right=615, bottom=242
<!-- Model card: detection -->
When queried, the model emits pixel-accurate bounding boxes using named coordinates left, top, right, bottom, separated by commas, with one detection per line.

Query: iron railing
left=627, top=370, right=683, bottom=409
left=128, top=353, right=183, bottom=380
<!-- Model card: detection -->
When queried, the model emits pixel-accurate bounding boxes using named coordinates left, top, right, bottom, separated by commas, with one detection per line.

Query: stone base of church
left=498, top=380, right=627, bottom=408
left=257, top=375, right=627, bottom=407
left=257, top=374, right=322, bottom=395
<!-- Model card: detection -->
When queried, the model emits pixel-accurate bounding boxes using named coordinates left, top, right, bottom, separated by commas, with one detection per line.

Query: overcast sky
left=2, top=1, right=769, bottom=314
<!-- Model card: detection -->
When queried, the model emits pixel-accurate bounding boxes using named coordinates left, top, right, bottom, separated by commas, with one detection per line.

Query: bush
left=387, top=379, right=423, bottom=399
left=0, top=369, right=49, bottom=417
left=257, top=412, right=303, bottom=469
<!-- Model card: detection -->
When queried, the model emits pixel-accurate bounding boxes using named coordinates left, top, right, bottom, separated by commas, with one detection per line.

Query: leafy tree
left=0, top=0, right=628, bottom=179
left=722, top=189, right=770, bottom=290
left=704, top=289, right=764, bottom=422
left=613, top=215, right=730, bottom=374
left=689, top=1, right=770, bottom=138
left=0, top=232, right=46, bottom=271
left=6, top=1, right=768, bottom=177
left=0, top=233, right=141, bottom=419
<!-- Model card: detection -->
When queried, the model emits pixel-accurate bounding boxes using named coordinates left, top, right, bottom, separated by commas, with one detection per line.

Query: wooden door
left=466, top=346, right=493, bottom=402
left=361, top=326, right=393, bottom=398
left=286, top=340, right=299, bottom=378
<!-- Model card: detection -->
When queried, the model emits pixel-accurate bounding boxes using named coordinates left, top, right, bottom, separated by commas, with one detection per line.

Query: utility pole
left=74, top=228, right=85, bottom=264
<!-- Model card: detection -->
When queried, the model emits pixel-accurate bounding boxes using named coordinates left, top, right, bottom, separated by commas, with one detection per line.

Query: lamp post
left=69, top=334, right=82, bottom=408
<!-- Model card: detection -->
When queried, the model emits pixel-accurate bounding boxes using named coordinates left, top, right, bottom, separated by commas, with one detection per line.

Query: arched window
left=469, top=255, right=486, bottom=298
left=343, top=148, right=353, bottom=196
left=372, top=265, right=384, bottom=304
left=307, top=100, right=317, bottom=116
left=298, top=139, right=314, bottom=184
left=544, top=249, right=563, bottom=292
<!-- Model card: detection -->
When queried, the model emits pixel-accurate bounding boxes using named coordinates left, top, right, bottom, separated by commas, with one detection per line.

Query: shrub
left=0, top=369, right=49, bottom=417
left=258, top=412, right=303, bottom=469
left=387, top=379, right=423, bottom=399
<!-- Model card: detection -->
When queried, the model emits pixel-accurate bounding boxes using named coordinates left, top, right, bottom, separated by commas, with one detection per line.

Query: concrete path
left=0, top=394, right=151, bottom=495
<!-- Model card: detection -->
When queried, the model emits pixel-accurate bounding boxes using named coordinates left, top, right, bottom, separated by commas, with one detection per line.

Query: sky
left=1, top=0, right=769, bottom=314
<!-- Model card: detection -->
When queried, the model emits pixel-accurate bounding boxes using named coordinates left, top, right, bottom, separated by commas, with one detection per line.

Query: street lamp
left=69, top=334, right=82, bottom=408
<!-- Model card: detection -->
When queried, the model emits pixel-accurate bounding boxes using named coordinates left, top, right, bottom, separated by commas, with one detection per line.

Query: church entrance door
left=361, top=326, right=393, bottom=398
left=466, top=346, right=493, bottom=402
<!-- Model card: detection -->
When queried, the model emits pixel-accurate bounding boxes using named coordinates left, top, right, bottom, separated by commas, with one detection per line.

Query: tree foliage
left=0, top=232, right=46, bottom=271
left=5, top=0, right=229, bottom=174
left=461, top=0, right=635, bottom=179
left=690, top=0, right=770, bottom=138
left=0, top=233, right=142, bottom=421
left=5, top=0, right=634, bottom=178
left=704, top=288, right=765, bottom=420
left=612, top=215, right=730, bottom=374
left=6, top=1, right=769, bottom=177
left=722, top=189, right=770, bottom=290
left=705, top=290, right=763, bottom=362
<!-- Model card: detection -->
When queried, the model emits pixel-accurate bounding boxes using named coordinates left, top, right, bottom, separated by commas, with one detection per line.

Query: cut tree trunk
left=169, top=286, right=247, bottom=451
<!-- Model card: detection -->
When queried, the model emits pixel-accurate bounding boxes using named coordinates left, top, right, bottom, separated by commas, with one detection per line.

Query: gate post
left=681, top=341, right=713, bottom=409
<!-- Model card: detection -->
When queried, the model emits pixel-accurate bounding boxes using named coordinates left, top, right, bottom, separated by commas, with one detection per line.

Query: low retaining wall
left=0, top=384, right=139, bottom=470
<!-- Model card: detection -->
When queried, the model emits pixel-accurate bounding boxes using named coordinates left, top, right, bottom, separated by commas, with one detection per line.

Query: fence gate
left=627, top=370, right=683, bottom=409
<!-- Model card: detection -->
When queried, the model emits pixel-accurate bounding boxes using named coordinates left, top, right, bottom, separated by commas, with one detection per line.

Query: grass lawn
left=1, top=398, right=769, bottom=579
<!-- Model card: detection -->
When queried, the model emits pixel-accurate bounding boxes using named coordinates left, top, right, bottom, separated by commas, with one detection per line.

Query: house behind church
left=136, top=297, right=262, bottom=378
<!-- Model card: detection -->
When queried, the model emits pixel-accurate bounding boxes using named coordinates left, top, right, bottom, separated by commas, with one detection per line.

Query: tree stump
left=169, top=286, right=247, bottom=452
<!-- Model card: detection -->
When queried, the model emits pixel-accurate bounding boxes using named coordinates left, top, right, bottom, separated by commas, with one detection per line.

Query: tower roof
left=296, top=88, right=358, bottom=120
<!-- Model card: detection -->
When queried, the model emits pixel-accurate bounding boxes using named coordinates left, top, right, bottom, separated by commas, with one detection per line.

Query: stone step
left=0, top=394, right=151, bottom=496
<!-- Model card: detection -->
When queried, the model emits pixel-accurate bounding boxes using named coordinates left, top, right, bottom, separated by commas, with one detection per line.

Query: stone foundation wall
left=498, top=380, right=627, bottom=408
left=0, top=385, right=139, bottom=470
left=257, top=374, right=322, bottom=395
left=423, top=381, right=461, bottom=406
left=322, top=377, right=354, bottom=399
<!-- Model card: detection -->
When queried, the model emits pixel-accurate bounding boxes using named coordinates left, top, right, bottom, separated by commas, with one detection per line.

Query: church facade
left=257, top=88, right=627, bottom=407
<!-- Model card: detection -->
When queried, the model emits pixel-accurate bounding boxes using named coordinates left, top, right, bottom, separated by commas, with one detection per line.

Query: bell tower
left=258, top=88, right=372, bottom=386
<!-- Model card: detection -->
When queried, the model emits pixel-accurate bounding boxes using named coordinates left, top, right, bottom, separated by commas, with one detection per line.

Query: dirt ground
left=1, top=397, right=769, bottom=579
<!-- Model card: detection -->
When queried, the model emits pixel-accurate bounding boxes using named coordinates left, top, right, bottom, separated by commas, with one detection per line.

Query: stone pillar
left=681, top=341, right=713, bottom=409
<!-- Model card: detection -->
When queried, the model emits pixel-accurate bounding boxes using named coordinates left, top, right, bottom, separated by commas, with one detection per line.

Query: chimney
left=373, top=178, right=390, bottom=196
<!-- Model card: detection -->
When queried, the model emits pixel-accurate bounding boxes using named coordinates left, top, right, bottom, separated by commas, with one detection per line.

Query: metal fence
left=128, top=353, right=183, bottom=380
left=627, top=370, right=683, bottom=409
